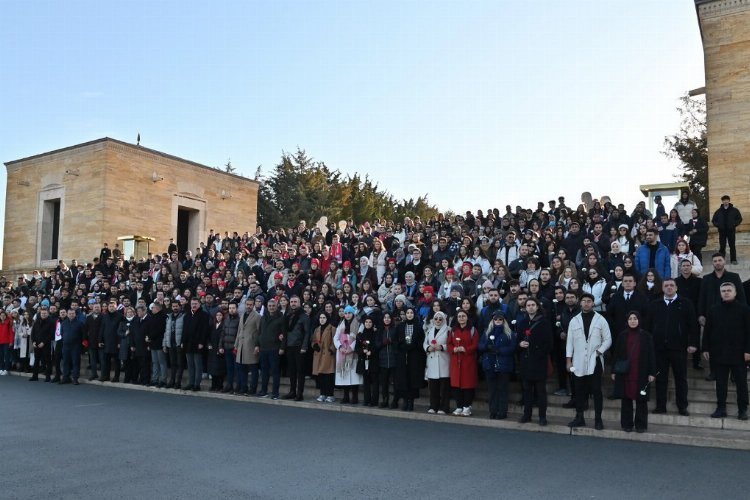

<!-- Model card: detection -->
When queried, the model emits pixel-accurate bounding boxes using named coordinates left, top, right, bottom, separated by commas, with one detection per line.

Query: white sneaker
left=437, top=410, right=446, bottom=415
left=427, top=409, right=436, bottom=414
left=325, top=396, right=336, bottom=403
left=452, top=408, right=463, bottom=416
left=0, top=370, right=6, bottom=376
left=462, top=406, right=472, bottom=417
left=316, top=395, right=326, bottom=402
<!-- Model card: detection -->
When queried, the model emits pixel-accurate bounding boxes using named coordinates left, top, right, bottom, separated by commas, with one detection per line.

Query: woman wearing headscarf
left=449, top=310, right=479, bottom=416
left=312, top=311, right=337, bottom=403
left=611, top=311, right=657, bottom=433
left=356, top=315, right=380, bottom=406
left=394, top=307, right=426, bottom=411
left=423, top=310, right=451, bottom=414
left=334, top=305, right=362, bottom=404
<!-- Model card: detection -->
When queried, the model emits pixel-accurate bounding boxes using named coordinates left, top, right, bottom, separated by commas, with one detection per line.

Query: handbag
left=613, top=341, right=637, bottom=375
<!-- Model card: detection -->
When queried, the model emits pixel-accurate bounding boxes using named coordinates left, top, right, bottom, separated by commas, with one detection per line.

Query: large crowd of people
left=1, top=191, right=749, bottom=434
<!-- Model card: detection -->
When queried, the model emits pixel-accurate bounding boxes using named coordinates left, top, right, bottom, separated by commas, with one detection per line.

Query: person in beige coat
left=312, top=312, right=337, bottom=402
left=234, top=300, right=261, bottom=395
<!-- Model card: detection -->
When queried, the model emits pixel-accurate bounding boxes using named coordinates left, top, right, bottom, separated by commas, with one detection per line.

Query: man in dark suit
left=703, top=282, right=750, bottom=420
left=675, top=259, right=703, bottom=370
left=645, top=279, right=699, bottom=416
left=698, top=253, right=746, bottom=381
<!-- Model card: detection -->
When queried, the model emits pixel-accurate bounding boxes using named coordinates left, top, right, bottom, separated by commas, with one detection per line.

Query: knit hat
left=423, top=285, right=434, bottom=295
left=394, top=294, right=407, bottom=304
left=274, top=272, right=283, bottom=280
left=445, top=268, right=456, bottom=276
left=311, top=258, right=320, bottom=266
left=344, top=305, right=357, bottom=315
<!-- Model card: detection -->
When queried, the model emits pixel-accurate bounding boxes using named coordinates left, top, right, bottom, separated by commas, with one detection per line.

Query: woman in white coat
left=581, top=268, right=608, bottom=313
left=423, top=311, right=451, bottom=414
left=670, top=238, right=703, bottom=278
left=334, top=305, right=363, bottom=404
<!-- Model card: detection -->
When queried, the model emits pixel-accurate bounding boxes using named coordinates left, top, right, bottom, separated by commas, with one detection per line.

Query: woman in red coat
left=0, top=310, right=15, bottom=375
left=448, top=310, right=479, bottom=416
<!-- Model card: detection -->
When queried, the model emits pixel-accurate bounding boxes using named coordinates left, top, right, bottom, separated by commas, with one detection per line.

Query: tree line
left=254, top=149, right=439, bottom=229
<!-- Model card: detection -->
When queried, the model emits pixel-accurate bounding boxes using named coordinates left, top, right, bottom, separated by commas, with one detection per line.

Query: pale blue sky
left=1, top=0, right=704, bottom=255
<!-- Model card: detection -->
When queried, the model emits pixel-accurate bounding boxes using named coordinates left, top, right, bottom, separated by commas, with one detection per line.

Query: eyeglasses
left=434, top=317, right=444, bottom=321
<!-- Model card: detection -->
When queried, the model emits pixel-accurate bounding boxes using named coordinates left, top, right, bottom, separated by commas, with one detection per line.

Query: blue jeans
left=186, top=352, right=203, bottom=388
left=151, top=349, right=168, bottom=384
left=259, top=349, right=280, bottom=397
left=224, top=351, right=236, bottom=387
left=235, top=363, right=259, bottom=393
left=62, top=343, right=81, bottom=380
left=0, top=344, right=11, bottom=371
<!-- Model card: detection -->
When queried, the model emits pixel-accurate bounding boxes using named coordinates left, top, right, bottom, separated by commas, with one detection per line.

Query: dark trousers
left=235, top=363, right=259, bottom=393
left=342, top=385, right=359, bottom=403
left=428, top=377, right=450, bottom=413
left=378, top=367, right=395, bottom=402
left=223, top=351, right=236, bottom=388
left=522, top=378, right=547, bottom=418
left=718, top=228, right=737, bottom=261
left=689, top=242, right=703, bottom=266
left=574, top=360, right=603, bottom=419
left=88, top=347, right=99, bottom=376
left=286, top=346, right=307, bottom=396
left=319, top=373, right=335, bottom=397
left=32, top=345, right=52, bottom=379
left=715, top=363, right=749, bottom=412
left=259, top=349, right=280, bottom=397
left=486, top=371, right=510, bottom=416
left=454, top=387, right=475, bottom=408
left=363, top=368, right=379, bottom=404
left=621, top=398, right=648, bottom=430
left=53, top=342, right=63, bottom=379
left=130, top=354, right=149, bottom=384
left=62, top=344, right=81, bottom=380
left=101, top=352, right=120, bottom=381
left=553, top=336, right=568, bottom=390
left=655, top=349, right=688, bottom=411
left=168, top=347, right=184, bottom=386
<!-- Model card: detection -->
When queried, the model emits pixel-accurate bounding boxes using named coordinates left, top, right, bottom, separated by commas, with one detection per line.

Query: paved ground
left=1, top=376, right=747, bottom=500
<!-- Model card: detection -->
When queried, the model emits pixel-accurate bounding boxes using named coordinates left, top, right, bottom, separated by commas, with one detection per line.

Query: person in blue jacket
left=479, top=311, right=517, bottom=420
left=634, top=228, right=671, bottom=280
left=60, top=309, right=85, bottom=385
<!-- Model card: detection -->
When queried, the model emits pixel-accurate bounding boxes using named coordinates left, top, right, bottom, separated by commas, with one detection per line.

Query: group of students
left=1, top=191, right=749, bottom=434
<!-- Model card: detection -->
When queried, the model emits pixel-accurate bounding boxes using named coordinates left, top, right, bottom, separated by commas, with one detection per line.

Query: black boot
left=568, top=413, right=586, bottom=427
left=401, top=399, right=409, bottom=411
left=389, top=398, right=399, bottom=409
left=407, top=399, right=414, bottom=411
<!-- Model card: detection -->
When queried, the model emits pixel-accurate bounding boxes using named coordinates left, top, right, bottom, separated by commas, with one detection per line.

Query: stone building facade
left=3, top=138, right=259, bottom=272
left=696, top=0, right=750, bottom=231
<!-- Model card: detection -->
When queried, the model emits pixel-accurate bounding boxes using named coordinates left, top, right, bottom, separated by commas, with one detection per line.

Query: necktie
left=667, top=299, right=673, bottom=306
left=625, top=293, right=630, bottom=301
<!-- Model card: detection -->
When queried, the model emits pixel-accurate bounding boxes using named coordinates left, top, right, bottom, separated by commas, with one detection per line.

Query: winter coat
left=395, top=319, right=426, bottom=392
left=685, top=217, right=708, bottom=247
left=423, top=323, right=450, bottom=379
left=256, top=311, right=285, bottom=351
left=375, top=325, right=398, bottom=369
left=311, top=324, right=336, bottom=375
left=334, top=319, right=363, bottom=386
left=479, top=327, right=517, bottom=373
left=99, top=311, right=122, bottom=354
left=517, top=314, right=553, bottom=381
left=566, top=312, right=612, bottom=376
left=712, top=203, right=743, bottom=231
left=117, top=316, right=136, bottom=360
left=703, top=300, right=750, bottom=365
left=163, top=312, right=184, bottom=349
left=645, top=296, right=699, bottom=352
left=582, top=278, right=608, bottom=312
left=60, top=318, right=84, bottom=346
left=31, top=315, right=55, bottom=347
left=235, top=309, right=261, bottom=365
left=0, top=318, right=14, bottom=344
left=634, top=242, right=671, bottom=280
left=207, top=322, right=226, bottom=376
left=146, top=310, right=167, bottom=351
left=182, top=308, right=210, bottom=354
left=84, top=313, right=102, bottom=347
left=14, top=321, right=31, bottom=357
left=674, top=199, right=698, bottom=225
left=219, top=314, right=240, bottom=351
left=448, top=324, right=479, bottom=388
left=356, top=327, right=379, bottom=374
left=612, top=329, right=657, bottom=401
